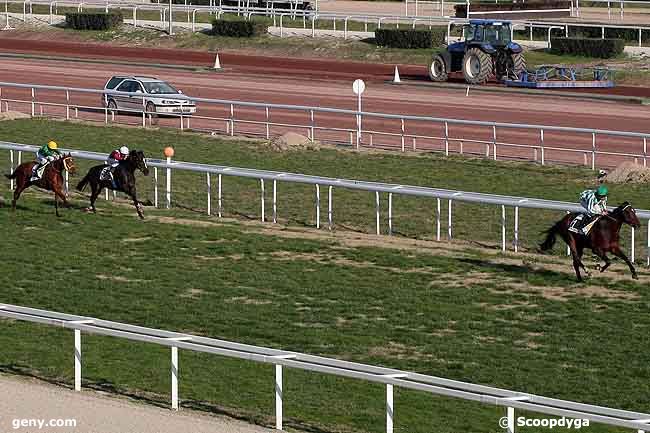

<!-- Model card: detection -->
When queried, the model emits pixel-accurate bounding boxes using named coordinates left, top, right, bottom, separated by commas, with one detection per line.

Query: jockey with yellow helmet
left=31, top=140, right=62, bottom=181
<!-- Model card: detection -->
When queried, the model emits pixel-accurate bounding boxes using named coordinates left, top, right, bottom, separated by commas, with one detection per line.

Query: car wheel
left=146, top=102, right=157, bottom=116
left=107, top=99, right=118, bottom=113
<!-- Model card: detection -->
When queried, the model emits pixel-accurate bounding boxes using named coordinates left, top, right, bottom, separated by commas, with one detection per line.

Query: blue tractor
left=428, top=20, right=526, bottom=85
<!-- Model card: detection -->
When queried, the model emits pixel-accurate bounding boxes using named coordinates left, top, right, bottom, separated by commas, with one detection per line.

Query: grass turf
left=1, top=119, right=650, bottom=433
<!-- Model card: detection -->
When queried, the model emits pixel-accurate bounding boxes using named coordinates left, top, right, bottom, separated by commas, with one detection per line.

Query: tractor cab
left=428, top=19, right=526, bottom=85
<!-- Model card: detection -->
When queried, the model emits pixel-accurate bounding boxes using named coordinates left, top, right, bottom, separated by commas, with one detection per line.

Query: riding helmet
left=47, top=141, right=58, bottom=150
left=120, top=146, right=130, bottom=155
left=596, top=185, right=608, bottom=197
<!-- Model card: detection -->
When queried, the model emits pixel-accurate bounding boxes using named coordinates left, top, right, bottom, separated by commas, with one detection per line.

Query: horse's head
left=129, top=150, right=150, bottom=176
left=58, top=153, right=76, bottom=175
left=612, top=201, right=641, bottom=229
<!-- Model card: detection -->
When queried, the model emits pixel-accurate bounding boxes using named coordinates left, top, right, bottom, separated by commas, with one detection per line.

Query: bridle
left=62, top=157, right=74, bottom=172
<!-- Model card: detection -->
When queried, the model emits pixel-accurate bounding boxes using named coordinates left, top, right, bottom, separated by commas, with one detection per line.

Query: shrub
left=550, top=37, right=625, bottom=58
left=65, top=12, right=123, bottom=30
left=375, top=28, right=446, bottom=49
left=211, top=18, right=268, bottom=37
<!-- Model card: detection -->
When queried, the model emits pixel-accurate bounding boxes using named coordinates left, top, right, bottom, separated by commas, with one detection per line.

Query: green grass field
left=1, top=119, right=650, bottom=433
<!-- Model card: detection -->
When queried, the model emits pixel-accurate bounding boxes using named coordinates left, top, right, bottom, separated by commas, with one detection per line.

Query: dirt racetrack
left=0, top=374, right=276, bottom=433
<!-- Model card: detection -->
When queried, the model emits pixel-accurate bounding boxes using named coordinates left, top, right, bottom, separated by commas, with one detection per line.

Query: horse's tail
left=76, top=172, right=91, bottom=192
left=4, top=171, right=16, bottom=180
left=539, top=220, right=565, bottom=252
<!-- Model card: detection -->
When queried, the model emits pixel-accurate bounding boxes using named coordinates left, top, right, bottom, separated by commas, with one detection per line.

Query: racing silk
left=109, top=150, right=127, bottom=161
left=37, top=144, right=60, bottom=158
left=580, top=189, right=607, bottom=216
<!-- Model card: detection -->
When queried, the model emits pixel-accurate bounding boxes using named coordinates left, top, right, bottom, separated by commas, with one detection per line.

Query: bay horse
left=539, top=202, right=641, bottom=282
left=76, top=150, right=149, bottom=219
left=4, top=154, right=76, bottom=217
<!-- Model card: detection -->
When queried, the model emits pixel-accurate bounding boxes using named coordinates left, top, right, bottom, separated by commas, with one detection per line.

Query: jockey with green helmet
left=569, top=185, right=609, bottom=235
left=31, top=140, right=61, bottom=181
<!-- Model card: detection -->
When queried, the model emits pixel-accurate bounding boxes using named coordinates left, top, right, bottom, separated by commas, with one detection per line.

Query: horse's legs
left=566, top=235, right=583, bottom=282
left=89, top=182, right=101, bottom=213
left=611, top=247, right=638, bottom=280
left=11, top=181, right=27, bottom=211
left=129, top=191, right=144, bottom=219
left=575, top=244, right=590, bottom=277
left=593, top=249, right=611, bottom=273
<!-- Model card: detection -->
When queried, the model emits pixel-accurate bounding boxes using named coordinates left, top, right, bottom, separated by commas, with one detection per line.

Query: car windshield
left=483, top=24, right=511, bottom=45
left=143, top=81, right=179, bottom=95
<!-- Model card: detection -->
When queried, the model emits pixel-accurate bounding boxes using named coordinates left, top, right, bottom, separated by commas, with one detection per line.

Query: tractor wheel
left=428, top=55, right=448, bottom=82
left=462, top=47, right=493, bottom=85
left=509, top=52, right=527, bottom=79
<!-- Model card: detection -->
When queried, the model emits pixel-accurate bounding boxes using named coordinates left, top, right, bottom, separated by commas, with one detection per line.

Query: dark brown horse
left=76, top=150, right=149, bottom=219
left=540, top=202, right=641, bottom=281
left=4, top=154, right=76, bottom=217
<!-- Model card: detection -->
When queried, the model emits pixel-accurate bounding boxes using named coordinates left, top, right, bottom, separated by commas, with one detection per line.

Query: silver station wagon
left=102, top=76, right=197, bottom=115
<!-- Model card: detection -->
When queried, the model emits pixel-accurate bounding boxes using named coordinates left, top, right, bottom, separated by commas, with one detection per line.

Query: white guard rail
left=2, top=141, right=650, bottom=264
left=1, top=82, right=650, bottom=170
left=0, top=303, right=649, bottom=433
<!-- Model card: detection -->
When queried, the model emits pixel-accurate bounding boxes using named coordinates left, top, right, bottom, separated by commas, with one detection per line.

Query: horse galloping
left=76, top=150, right=149, bottom=219
left=539, top=202, right=641, bottom=281
left=4, top=154, right=76, bottom=217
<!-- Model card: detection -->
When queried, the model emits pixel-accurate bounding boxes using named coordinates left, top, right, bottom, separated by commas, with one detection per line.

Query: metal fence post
left=386, top=384, right=394, bottom=433
left=260, top=179, right=265, bottom=222
left=207, top=173, right=211, bottom=216
left=275, top=364, right=283, bottom=430
left=647, top=219, right=649, bottom=268
left=266, top=106, right=270, bottom=140
left=375, top=191, right=380, bottom=235
left=272, top=180, right=277, bottom=223
left=540, top=129, right=545, bottom=165
left=154, top=167, right=159, bottom=208
left=74, top=329, right=81, bottom=391
left=643, top=137, right=647, bottom=168
left=218, top=174, right=223, bottom=217
left=328, top=186, right=332, bottom=231
left=514, top=206, right=520, bottom=252
left=401, top=119, right=405, bottom=152
left=444, top=121, right=449, bottom=156
left=501, top=205, right=506, bottom=252
left=448, top=199, right=452, bottom=240
left=31, top=87, right=35, bottom=117
left=65, top=90, right=70, bottom=120
left=436, top=198, right=441, bottom=241
left=9, top=149, right=14, bottom=190
left=508, top=406, right=515, bottom=433
left=230, top=103, right=234, bottom=136
left=171, top=346, right=179, bottom=410
left=591, top=132, right=596, bottom=170
left=493, top=125, right=497, bottom=161
left=310, top=109, right=315, bottom=142
left=388, top=192, right=393, bottom=236
left=315, top=184, right=320, bottom=229
left=631, top=227, right=635, bottom=263
left=166, top=156, right=171, bottom=209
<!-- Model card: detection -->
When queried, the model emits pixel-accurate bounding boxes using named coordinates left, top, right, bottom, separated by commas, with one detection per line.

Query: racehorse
left=76, top=149, right=149, bottom=219
left=539, top=202, right=641, bottom=282
left=4, top=154, right=76, bottom=217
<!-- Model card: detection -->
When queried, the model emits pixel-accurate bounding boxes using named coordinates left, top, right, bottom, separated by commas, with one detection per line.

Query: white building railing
left=1, top=82, right=650, bottom=170
left=2, top=141, right=650, bottom=264
left=0, top=303, right=649, bottom=433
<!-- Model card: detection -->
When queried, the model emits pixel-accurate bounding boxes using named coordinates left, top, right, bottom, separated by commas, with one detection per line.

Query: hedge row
left=65, top=12, right=123, bottom=30
left=550, top=37, right=625, bottom=58
left=211, top=18, right=268, bottom=37
left=156, top=0, right=312, bottom=8
left=374, top=27, right=446, bottom=49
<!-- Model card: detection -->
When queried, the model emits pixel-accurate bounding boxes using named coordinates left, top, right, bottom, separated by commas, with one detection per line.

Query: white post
left=436, top=198, right=441, bottom=241
left=206, top=173, right=211, bottom=216
left=166, top=156, right=171, bottom=209
left=591, top=132, right=596, bottom=170
left=493, top=125, right=497, bottom=161
left=328, top=186, right=332, bottom=231
left=514, top=206, right=519, bottom=252
left=218, top=174, right=222, bottom=217
left=275, top=365, right=283, bottom=430
left=647, top=219, right=649, bottom=267
left=448, top=199, right=452, bottom=240
left=315, top=184, right=320, bottom=229
left=74, top=329, right=81, bottom=391
left=65, top=170, right=69, bottom=196
left=644, top=138, right=647, bottom=168
left=260, top=179, right=266, bottom=222
left=386, top=384, right=394, bottom=433
left=501, top=205, right=506, bottom=252
left=273, top=180, right=277, bottom=223
left=507, top=406, right=515, bottom=433
left=444, top=121, right=449, bottom=156
left=388, top=193, right=393, bottom=236
left=356, top=91, right=362, bottom=149
left=168, top=0, right=173, bottom=35
left=9, top=149, right=14, bottom=190
left=154, top=167, right=159, bottom=208
left=171, top=346, right=178, bottom=410
left=540, top=129, right=545, bottom=165
left=375, top=192, right=380, bottom=235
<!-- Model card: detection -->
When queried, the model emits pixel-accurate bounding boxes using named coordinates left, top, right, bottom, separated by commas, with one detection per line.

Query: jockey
left=107, top=146, right=130, bottom=168
left=103, top=145, right=129, bottom=188
left=570, top=185, right=609, bottom=235
left=31, top=141, right=61, bottom=181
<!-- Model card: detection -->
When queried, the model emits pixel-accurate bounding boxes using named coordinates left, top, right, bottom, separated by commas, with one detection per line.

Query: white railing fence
left=1, top=82, right=650, bottom=170
left=2, top=141, right=650, bottom=265
left=0, top=303, right=649, bottom=433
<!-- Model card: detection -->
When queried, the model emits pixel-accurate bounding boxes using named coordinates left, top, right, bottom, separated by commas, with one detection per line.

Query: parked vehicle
left=102, top=76, right=197, bottom=115
left=428, top=20, right=526, bottom=85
